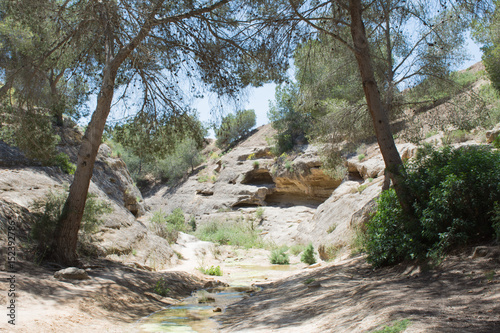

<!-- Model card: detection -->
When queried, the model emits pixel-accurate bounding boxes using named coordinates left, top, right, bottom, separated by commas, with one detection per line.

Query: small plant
left=327, top=224, right=337, bottom=234
left=131, top=249, right=137, bottom=256
left=270, top=247, right=289, bottom=265
left=284, top=160, right=293, bottom=172
left=149, top=208, right=186, bottom=243
left=318, top=244, right=343, bottom=261
left=485, top=270, right=496, bottom=282
left=174, top=250, right=184, bottom=260
left=372, top=319, right=411, bottom=333
left=189, top=216, right=197, bottom=231
left=289, top=244, right=306, bottom=256
left=198, top=265, right=223, bottom=276
left=153, top=277, right=170, bottom=297
left=301, top=243, right=317, bottom=265
left=247, top=153, right=256, bottom=160
left=303, top=278, right=316, bottom=285
left=357, top=184, right=368, bottom=193
left=358, top=153, right=366, bottom=161
left=198, top=175, right=210, bottom=183
left=255, top=207, right=265, bottom=221
left=52, top=153, right=76, bottom=174
left=253, top=160, right=260, bottom=168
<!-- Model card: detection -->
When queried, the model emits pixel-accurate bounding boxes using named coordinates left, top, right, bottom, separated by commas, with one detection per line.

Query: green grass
left=195, top=218, right=266, bottom=249
left=372, top=319, right=411, bottom=333
left=289, top=244, right=305, bottom=256
left=303, top=278, right=316, bottom=285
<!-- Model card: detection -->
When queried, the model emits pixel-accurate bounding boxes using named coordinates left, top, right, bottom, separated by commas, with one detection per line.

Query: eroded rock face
left=0, top=125, right=175, bottom=270
left=146, top=125, right=343, bottom=216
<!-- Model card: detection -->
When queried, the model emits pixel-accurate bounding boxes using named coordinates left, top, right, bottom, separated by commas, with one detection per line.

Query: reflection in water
left=137, top=286, right=260, bottom=332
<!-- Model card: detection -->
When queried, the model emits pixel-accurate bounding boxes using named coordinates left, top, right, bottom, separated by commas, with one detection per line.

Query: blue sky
left=193, top=34, right=484, bottom=131
left=87, top=33, right=483, bottom=132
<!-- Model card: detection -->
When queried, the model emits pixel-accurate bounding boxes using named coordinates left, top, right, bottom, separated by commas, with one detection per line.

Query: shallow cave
left=241, top=169, right=275, bottom=186
left=232, top=202, right=262, bottom=208
left=264, top=192, right=325, bottom=208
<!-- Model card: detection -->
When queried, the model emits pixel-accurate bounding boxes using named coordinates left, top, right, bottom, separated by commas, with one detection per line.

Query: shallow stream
left=136, top=285, right=260, bottom=332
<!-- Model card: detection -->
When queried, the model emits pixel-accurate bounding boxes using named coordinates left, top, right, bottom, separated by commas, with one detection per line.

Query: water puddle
left=137, top=286, right=260, bottom=332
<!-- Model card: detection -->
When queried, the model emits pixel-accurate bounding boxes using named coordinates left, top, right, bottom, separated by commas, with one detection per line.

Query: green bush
left=149, top=208, right=186, bottom=243
left=365, top=146, right=500, bottom=267
left=198, top=265, right=223, bottom=276
left=52, top=153, right=76, bottom=174
left=301, top=243, right=316, bottom=265
left=30, top=190, right=112, bottom=255
left=270, top=247, right=289, bottom=265
left=153, top=277, right=170, bottom=296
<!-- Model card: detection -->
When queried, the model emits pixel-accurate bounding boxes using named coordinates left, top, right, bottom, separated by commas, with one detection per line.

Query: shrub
left=255, top=207, right=265, bottom=220
left=270, top=247, right=289, bottom=265
left=52, top=153, right=76, bottom=174
left=30, top=190, right=112, bottom=255
left=150, top=208, right=186, bottom=243
left=189, top=216, right=197, bottom=232
left=301, top=243, right=317, bottom=265
left=373, top=319, right=411, bottom=333
left=198, top=265, right=223, bottom=276
left=153, top=277, right=170, bottom=296
left=365, top=146, right=500, bottom=267
left=253, top=160, right=260, bottom=169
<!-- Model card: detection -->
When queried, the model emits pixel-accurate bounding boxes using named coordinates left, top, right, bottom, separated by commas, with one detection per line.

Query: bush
left=270, top=247, right=289, bottom=265
left=198, top=265, right=223, bottom=276
left=31, top=190, right=112, bottom=255
left=301, top=243, right=316, bottom=265
left=52, top=153, right=76, bottom=174
left=149, top=208, right=186, bottom=243
left=365, top=146, right=500, bottom=267
left=153, top=277, right=170, bottom=296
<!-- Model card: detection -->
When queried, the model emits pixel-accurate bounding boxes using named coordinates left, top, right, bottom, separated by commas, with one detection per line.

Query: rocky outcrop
left=0, top=125, right=175, bottom=270
left=146, top=125, right=343, bottom=216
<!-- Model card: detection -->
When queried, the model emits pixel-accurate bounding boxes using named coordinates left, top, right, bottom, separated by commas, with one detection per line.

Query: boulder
left=54, top=267, right=90, bottom=280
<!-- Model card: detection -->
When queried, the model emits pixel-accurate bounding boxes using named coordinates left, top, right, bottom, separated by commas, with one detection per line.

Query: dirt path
left=218, top=250, right=500, bottom=333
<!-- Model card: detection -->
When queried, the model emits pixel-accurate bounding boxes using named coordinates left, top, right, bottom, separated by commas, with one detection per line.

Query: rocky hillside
left=0, top=124, right=178, bottom=270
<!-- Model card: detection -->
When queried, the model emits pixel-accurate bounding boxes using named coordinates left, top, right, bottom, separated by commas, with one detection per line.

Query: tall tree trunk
left=50, top=2, right=162, bottom=265
left=51, top=64, right=117, bottom=265
left=348, top=0, right=413, bottom=213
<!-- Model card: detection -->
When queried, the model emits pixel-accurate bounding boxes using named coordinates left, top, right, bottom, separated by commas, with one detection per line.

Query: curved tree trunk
left=348, top=0, right=413, bottom=213
left=51, top=65, right=117, bottom=265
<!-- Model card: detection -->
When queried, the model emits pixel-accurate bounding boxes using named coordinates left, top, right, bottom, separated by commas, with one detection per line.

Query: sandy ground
left=1, top=237, right=499, bottom=333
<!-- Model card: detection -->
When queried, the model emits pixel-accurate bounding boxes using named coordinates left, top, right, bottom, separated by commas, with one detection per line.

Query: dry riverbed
left=1, top=240, right=499, bottom=333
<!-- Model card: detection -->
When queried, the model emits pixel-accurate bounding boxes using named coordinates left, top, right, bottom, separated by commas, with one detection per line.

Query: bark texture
left=348, top=0, right=412, bottom=212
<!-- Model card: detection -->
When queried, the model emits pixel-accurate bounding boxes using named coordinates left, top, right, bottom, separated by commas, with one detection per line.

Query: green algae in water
left=138, top=286, right=260, bottom=332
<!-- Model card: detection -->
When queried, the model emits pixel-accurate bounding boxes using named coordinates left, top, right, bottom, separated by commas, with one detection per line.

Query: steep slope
left=0, top=124, right=177, bottom=270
